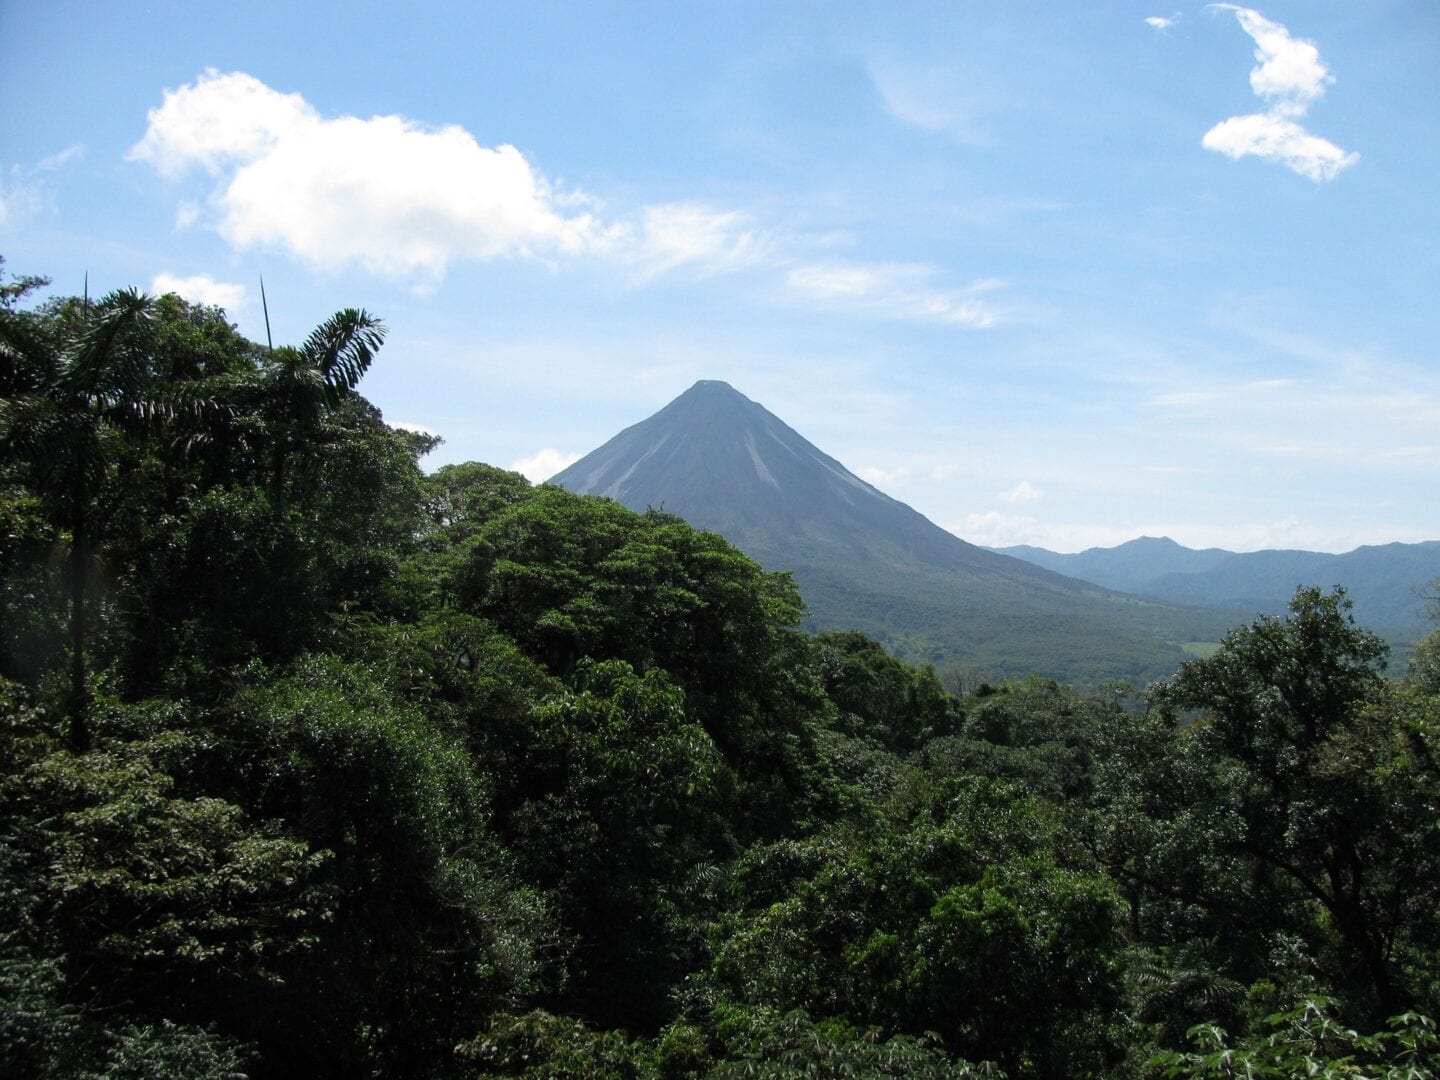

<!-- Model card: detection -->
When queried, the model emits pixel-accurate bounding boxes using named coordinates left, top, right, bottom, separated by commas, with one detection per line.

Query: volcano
left=550, top=380, right=1232, bottom=684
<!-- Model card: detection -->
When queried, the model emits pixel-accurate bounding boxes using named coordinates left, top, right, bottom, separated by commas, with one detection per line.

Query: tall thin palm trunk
left=68, top=504, right=90, bottom=751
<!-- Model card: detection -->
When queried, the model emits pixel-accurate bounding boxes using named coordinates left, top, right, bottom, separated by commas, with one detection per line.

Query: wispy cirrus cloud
left=1137, top=361, right=1440, bottom=474
left=36, top=145, right=85, bottom=172
left=634, top=203, right=771, bottom=279
left=1202, top=6, right=1357, bottom=181
left=0, top=144, right=85, bottom=228
left=786, top=262, right=1004, bottom=327
left=1149, top=390, right=1224, bottom=407
left=866, top=59, right=993, bottom=143
left=0, top=176, right=44, bottom=229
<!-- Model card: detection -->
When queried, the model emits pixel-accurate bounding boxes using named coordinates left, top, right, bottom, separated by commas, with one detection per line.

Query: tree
left=441, top=484, right=815, bottom=765
left=0, top=289, right=156, bottom=743
left=711, top=777, right=1125, bottom=1077
left=814, top=629, right=956, bottom=750
left=222, top=655, right=555, bottom=1075
left=1408, top=626, right=1440, bottom=696
left=505, top=659, right=728, bottom=1029
left=1138, top=587, right=1429, bottom=1020
left=257, top=308, right=385, bottom=513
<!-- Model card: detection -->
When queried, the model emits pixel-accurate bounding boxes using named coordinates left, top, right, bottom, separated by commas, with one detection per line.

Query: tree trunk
left=68, top=511, right=90, bottom=752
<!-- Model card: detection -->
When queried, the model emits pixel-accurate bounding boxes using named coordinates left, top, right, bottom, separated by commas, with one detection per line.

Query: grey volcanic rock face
left=551, top=381, right=1235, bottom=684
left=553, top=381, right=993, bottom=570
left=555, top=380, right=887, bottom=516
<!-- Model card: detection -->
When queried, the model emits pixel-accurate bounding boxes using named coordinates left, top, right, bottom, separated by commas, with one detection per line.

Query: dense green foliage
left=3, top=265, right=1438, bottom=1077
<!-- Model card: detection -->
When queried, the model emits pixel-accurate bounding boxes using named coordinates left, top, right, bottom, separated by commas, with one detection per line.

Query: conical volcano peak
left=666, top=379, right=759, bottom=416
left=550, top=380, right=889, bottom=512
left=550, top=382, right=1232, bottom=684
left=641, top=379, right=784, bottom=445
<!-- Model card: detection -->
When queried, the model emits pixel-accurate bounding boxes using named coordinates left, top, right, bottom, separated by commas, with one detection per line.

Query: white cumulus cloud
left=1203, top=6, right=1357, bottom=181
left=1202, top=110, right=1357, bottom=182
left=510, top=448, right=581, bottom=484
left=128, top=70, right=616, bottom=281
left=1223, top=5, right=1330, bottom=105
left=1145, top=16, right=1176, bottom=31
left=150, top=272, right=247, bottom=310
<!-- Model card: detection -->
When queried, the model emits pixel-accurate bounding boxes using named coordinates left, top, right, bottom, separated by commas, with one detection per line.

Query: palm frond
left=60, top=288, right=154, bottom=402
left=1126, top=949, right=1243, bottom=1025
left=300, top=308, right=386, bottom=396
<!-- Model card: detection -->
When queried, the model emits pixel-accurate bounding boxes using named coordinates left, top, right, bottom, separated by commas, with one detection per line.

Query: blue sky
left=3, top=1, right=1437, bottom=552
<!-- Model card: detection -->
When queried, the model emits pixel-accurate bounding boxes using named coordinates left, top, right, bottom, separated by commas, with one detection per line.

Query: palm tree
left=1, top=288, right=387, bottom=743
left=0, top=289, right=155, bottom=746
left=260, top=308, right=386, bottom=513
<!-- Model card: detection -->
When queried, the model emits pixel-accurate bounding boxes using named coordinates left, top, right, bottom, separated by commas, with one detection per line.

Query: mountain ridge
left=991, top=536, right=1439, bottom=646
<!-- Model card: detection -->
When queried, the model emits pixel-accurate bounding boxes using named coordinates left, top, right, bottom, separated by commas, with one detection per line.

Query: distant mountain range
left=991, top=536, right=1439, bottom=647
left=550, top=381, right=1241, bottom=686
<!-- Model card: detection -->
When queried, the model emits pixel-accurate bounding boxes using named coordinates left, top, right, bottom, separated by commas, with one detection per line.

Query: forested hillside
left=3, top=270, right=1439, bottom=1078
